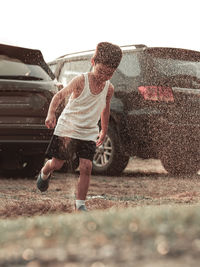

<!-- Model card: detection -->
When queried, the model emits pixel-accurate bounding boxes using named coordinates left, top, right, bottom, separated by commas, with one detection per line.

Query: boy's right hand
left=45, top=114, right=56, bottom=129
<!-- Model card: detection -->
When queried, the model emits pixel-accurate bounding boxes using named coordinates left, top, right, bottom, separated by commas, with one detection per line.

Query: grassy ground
left=1, top=204, right=200, bottom=266
left=1, top=158, right=200, bottom=266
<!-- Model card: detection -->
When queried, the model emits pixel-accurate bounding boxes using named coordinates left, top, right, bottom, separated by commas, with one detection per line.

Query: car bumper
left=0, top=124, right=53, bottom=155
left=123, top=112, right=200, bottom=157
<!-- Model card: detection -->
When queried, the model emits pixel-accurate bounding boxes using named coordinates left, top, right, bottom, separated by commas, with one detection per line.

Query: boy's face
left=93, top=63, right=116, bottom=82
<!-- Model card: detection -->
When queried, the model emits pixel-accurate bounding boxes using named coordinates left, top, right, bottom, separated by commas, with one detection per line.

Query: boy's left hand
left=96, top=130, right=106, bottom=147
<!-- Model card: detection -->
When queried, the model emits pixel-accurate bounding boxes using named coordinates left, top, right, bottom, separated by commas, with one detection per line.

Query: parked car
left=0, top=44, right=58, bottom=177
left=48, top=44, right=200, bottom=176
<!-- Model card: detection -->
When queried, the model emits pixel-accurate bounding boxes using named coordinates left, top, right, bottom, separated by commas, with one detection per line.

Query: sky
left=1, top=0, right=199, bottom=62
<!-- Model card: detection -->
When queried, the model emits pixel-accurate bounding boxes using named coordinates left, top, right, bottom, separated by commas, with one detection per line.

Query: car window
left=0, top=55, right=52, bottom=81
left=49, top=63, right=57, bottom=74
left=117, top=52, right=141, bottom=77
left=58, top=59, right=91, bottom=86
left=151, top=57, right=200, bottom=78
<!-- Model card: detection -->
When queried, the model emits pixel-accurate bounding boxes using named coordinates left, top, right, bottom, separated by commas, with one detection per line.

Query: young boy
left=36, top=42, right=122, bottom=211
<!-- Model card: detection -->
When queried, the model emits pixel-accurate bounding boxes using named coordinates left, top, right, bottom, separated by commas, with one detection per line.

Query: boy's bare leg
left=41, top=157, right=65, bottom=180
left=37, top=157, right=65, bottom=192
left=76, top=158, right=92, bottom=200
left=42, top=137, right=71, bottom=179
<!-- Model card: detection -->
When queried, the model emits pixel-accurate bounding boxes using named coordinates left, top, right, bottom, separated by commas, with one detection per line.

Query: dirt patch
left=0, top=158, right=200, bottom=218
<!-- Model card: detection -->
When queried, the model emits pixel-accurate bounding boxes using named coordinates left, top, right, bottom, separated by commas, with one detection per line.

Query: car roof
left=48, top=44, right=147, bottom=65
left=48, top=45, right=200, bottom=65
left=143, top=47, right=200, bottom=61
left=0, top=43, right=55, bottom=79
left=0, top=44, right=44, bottom=63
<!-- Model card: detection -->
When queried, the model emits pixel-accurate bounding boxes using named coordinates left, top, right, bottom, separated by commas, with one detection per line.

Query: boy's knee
left=79, top=159, right=92, bottom=175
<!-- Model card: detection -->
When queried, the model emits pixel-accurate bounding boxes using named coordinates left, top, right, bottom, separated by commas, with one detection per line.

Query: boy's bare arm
left=96, top=84, right=114, bottom=147
left=45, top=75, right=83, bottom=129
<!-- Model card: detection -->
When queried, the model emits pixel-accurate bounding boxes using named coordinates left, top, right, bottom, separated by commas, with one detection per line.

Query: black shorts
left=45, top=135, right=96, bottom=162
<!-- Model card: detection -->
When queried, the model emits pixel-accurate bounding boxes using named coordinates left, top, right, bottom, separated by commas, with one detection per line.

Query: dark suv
left=48, top=44, right=200, bottom=176
left=0, top=44, right=57, bottom=177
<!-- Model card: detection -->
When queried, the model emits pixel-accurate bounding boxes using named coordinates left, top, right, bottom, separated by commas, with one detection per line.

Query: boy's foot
left=77, top=205, right=88, bottom=212
left=36, top=172, right=51, bottom=192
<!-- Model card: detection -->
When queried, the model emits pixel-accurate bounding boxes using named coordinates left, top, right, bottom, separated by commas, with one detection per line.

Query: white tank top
left=54, top=73, right=110, bottom=141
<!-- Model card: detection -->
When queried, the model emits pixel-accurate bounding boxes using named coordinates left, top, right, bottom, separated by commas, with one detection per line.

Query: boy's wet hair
left=93, top=42, right=122, bottom=69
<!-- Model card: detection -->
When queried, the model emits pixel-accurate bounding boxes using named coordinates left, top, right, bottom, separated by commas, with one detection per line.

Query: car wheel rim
left=93, top=135, right=112, bottom=167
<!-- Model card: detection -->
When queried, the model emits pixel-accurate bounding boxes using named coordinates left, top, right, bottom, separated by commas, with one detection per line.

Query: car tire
left=92, top=123, right=129, bottom=176
left=160, top=142, right=200, bottom=176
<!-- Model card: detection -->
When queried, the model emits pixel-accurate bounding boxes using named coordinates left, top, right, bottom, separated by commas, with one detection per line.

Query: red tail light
left=138, top=86, right=174, bottom=102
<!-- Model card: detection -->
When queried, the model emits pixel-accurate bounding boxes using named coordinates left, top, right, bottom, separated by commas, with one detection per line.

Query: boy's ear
left=91, top=57, right=95, bottom=66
